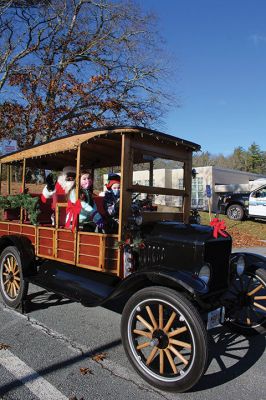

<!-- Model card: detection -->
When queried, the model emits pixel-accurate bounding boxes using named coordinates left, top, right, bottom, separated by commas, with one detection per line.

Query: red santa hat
left=106, top=173, right=120, bottom=190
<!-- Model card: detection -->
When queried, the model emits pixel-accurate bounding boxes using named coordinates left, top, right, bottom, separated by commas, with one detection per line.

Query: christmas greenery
left=0, top=194, right=40, bottom=225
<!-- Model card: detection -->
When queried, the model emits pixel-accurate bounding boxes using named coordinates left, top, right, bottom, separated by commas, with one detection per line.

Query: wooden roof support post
left=183, top=154, right=192, bottom=224
left=73, top=144, right=81, bottom=264
left=118, top=134, right=133, bottom=242
left=75, top=145, right=81, bottom=201
left=7, top=165, right=11, bottom=195
left=0, top=163, right=2, bottom=195
left=20, top=159, right=26, bottom=223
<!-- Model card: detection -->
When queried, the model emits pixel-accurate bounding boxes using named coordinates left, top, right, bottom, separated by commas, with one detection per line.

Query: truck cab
left=218, top=184, right=266, bottom=221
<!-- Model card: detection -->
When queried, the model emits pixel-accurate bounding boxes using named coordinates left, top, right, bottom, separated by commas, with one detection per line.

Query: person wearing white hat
left=41, top=166, right=76, bottom=225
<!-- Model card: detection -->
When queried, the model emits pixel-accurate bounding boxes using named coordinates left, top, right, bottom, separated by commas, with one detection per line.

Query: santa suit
left=41, top=169, right=75, bottom=209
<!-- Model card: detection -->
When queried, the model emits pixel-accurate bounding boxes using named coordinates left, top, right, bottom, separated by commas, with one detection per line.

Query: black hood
left=140, top=221, right=232, bottom=273
left=142, top=221, right=217, bottom=245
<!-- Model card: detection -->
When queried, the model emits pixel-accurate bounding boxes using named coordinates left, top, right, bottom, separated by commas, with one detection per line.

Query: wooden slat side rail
left=55, top=202, right=68, bottom=229
left=127, top=185, right=187, bottom=197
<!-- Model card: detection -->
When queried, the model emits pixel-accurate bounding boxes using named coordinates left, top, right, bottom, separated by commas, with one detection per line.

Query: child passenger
left=103, top=173, right=120, bottom=233
left=66, top=171, right=104, bottom=232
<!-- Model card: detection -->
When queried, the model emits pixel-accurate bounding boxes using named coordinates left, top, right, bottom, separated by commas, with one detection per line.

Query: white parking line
left=0, top=349, right=68, bottom=400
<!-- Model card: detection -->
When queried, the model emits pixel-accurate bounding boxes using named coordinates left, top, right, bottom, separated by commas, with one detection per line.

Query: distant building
left=104, top=167, right=266, bottom=212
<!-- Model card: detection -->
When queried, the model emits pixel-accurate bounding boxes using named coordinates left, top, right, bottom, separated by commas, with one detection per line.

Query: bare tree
left=0, top=0, right=175, bottom=148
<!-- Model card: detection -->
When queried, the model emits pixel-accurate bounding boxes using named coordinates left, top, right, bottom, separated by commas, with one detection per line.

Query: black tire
left=0, top=246, right=28, bottom=308
left=121, top=286, right=208, bottom=392
left=226, top=204, right=244, bottom=221
left=225, top=268, right=266, bottom=335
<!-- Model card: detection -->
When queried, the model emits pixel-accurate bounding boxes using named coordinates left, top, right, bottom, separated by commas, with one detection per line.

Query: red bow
left=65, top=199, right=82, bottom=232
left=210, top=217, right=228, bottom=239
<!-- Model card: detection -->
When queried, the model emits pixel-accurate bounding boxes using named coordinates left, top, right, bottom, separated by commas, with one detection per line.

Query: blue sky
left=141, top=0, right=266, bottom=155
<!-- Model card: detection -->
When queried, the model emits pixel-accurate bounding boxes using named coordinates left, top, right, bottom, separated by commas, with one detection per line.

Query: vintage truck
left=218, top=184, right=266, bottom=221
left=0, top=126, right=265, bottom=393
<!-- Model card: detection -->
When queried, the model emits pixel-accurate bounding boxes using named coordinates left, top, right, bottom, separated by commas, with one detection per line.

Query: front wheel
left=225, top=268, right=266, bottom=335
left=0, top=246, right=28, bottom=308
left=121, top=286, right=208, bottom=392
left=226, top=204, right=244, bottom=221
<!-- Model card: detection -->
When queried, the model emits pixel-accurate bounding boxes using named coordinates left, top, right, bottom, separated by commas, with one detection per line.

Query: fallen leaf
left=69, top=397, right=84, bottom=400
left=91, top=352, right=107, bottom=362
left=79, top=367, right=93, bottom=375
left=0, top=343, right=11, bottom=350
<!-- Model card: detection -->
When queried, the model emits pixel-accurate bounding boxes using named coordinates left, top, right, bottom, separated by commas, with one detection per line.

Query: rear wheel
left=226, top=204, right=244, bottom=221
left=0, top=246, right=28, bottom=308
left=225, top=268, right=266, bottom=335
left=121, top=286, right=208, bottom=392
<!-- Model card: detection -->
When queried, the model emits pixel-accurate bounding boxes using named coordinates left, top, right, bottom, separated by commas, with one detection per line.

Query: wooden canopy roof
left=0, top=126, right=200, bottom=169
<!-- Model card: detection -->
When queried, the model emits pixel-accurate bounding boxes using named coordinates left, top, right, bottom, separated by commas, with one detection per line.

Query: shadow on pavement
left=192, top=325, right=266, bottom=392
left=23, top=289, right=73, bottom=312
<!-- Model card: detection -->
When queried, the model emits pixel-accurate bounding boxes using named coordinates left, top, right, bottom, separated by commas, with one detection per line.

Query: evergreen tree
left=246, top=142, right=264, bottom=174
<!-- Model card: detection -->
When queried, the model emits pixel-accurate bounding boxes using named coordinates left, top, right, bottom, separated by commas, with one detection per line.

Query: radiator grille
left=204, top=240, right=232, bottom=290
left=139, top=244, right=166, bottom=267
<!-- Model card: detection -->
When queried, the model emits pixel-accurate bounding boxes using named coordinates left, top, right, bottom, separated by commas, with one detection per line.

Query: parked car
left=0, top=126, right=265, bottom=393
left=218, top=184, right=266, bottom=221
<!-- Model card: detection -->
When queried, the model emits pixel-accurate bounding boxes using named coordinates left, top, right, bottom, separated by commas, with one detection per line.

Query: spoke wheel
left=225, top=268, right=266, bottom=335
left=121, top=287, right=208, bottom=392
left=0, top=246, right=28, bottom=308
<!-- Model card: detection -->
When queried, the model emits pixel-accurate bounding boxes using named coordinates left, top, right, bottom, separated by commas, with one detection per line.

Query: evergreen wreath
left=0, top=194, right=40, bottom=225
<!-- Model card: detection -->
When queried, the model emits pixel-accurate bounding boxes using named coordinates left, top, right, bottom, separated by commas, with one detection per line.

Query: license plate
left=207, top=307, right=225, bottom=330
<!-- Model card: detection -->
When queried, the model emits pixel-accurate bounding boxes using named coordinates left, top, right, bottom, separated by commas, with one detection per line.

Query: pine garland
left=0, top=194, right=40, bottom=225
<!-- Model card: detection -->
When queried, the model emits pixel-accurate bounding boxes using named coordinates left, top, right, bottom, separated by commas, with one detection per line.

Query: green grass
left=199, top=211, right=266, bottom=241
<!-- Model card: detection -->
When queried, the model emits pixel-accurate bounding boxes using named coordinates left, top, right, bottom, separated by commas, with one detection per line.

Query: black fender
left=0, top=235, right=36, bottom=276
left=105, top=267, right=208, bottom=304
left=232, top=252, right=266, bottom=273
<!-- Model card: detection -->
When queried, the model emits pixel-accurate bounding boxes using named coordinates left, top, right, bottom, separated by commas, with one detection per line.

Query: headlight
left=199, top=264, right=211, bottom=285
left=134, top=215, right=143, bottom=226
left=236, top=255, right=246, bottom=276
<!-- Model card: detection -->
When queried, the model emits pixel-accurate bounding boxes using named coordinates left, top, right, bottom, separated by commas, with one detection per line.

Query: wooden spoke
left=146, top=346, right=158, bottom=366
left=164, top=311, right=176, bottom=333
left=145, top=306, right=158, bottom=329
left=14, top=276, right=20, bottom=282
left=7, top=258, right=12, bottom=273
left=6, top=281, right=11, bottom=295
left=11, top=257, right=15, bottom=270
left=169, top=338, right=192, bottom=349
left=2, top=272, right=9, bottom=276
left=4, top=279, right=10, bottom=286
left=254, top=296, right=266, bottom=300
left=13, top=283, right=18, bottom=297
left=137, top=342, right=151, bottom=350
left=168, top=326, right=187, bottom=338
left=9, top=282, right=14, bottom=297
left=253, top=302, right=266, bottom=312
left=13, top=269, right=20, bottom=277
left=13, top=279, right=20, bottom=290
left=159, top=349, right=164, bottom=374
left=168, top=345, right=189, bottom=365
left=136, top=315, right=154, bottom=332
left=133, top=329, right=152, bottom=339
left=164, top=348, right=177, bottom=374
left=247, top=284, right=263, bottom=297
left=159, top=304, right=163, bottom=329
left=4, top=262, right=10, bottom=272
